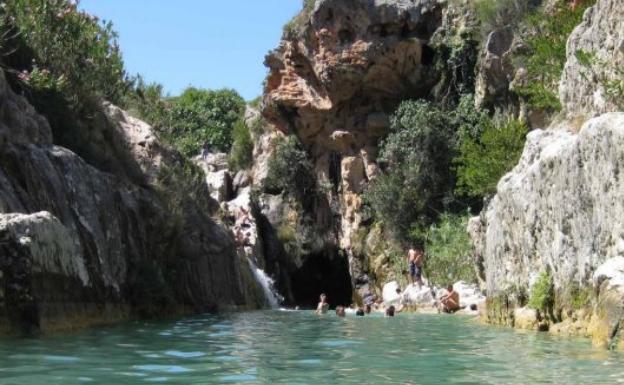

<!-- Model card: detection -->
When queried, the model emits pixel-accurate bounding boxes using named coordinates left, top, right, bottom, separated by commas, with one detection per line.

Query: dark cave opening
left=289, top=249, right=353, bottom=309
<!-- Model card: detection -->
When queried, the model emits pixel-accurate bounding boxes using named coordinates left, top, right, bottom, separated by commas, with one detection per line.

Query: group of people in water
left=314, top=247, right=462, bottom=316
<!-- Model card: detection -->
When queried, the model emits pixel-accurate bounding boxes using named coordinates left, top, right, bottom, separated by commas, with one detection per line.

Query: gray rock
left=560, top=0, right=624, bottom=117
left=233, top=170, right=251, bottom=191
left=472, top=113, right=624, bottom=296
left=0, top=70, right=263, bottom=334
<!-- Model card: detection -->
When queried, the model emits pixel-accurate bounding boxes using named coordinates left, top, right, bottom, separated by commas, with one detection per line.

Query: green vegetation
left=3, top=0, right=128, bottom=106
left=0, top=0, right=248, bottom=160
left=528, top=271, right=554, bottom=311
left=472, top=0, right=535, bottom=34
left=264, top=136, right=317, bottom=199
left=229, top=119, right=254, bottom=172
left=455, top=116, right=528, bottom=197
left=424, top=213, right=476, bottom=286
left=365, top=95, right=527, bottom=283
left=364, top=96, right=488, bottom=241
left=569, top=285, right=592, bottom=310
left=515, top=0, right=595, bottom=111
left=158, top=88, right=245, bottom=157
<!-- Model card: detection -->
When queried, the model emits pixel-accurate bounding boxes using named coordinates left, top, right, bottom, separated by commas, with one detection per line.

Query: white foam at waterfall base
left=248, top=259, right=283, bottom=308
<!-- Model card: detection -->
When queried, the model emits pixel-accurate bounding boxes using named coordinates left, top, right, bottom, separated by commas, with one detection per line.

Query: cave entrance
left=289, top=248, right=353, bottom=309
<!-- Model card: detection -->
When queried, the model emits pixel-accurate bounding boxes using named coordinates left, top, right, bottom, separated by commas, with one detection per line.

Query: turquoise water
left=0, top=311, right=622, bottom=384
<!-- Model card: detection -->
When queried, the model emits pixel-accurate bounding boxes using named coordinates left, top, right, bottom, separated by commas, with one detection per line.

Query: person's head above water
left=335, top=306, right=346, bottom=317
left=356, top=308, right=365, bottom=316
left=385, top=305, right=395, bottom=317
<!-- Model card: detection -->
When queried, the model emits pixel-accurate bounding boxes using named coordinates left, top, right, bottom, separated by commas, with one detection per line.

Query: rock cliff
left=560, top=0, right=624, bottom=117
left=471, top=0, right=624, bottom=349
left=261, top=0, right=476, bottom=302
left=0, top=72, right=264, bottom=334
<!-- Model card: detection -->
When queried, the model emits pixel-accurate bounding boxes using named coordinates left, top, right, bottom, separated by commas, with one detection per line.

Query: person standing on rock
left=407, top=248, right=424, bottom=288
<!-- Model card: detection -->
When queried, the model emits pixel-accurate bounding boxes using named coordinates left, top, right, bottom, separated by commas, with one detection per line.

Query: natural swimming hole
left=0, top=310, right=622, bottom=384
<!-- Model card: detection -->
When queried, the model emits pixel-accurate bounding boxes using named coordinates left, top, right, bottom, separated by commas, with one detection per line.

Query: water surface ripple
left=0, top=311, right=622, bottom=384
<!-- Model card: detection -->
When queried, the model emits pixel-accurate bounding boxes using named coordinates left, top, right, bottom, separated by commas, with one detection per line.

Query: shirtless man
left=407, top=248, right=424, bottom=287
left=316, top=293, right=329, bottom=315
left=439, top=284, right=460, bottom=313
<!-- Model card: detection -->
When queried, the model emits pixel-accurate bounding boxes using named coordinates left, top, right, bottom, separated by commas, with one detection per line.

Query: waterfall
left=248, top=259, right=283, bottom=308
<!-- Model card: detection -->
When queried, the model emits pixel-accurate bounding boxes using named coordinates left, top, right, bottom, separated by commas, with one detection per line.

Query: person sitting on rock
left=335, top=306, right=346, bottom=317
left=439, top=284, right=460, bottom=313
left=316, top=293, right=329, bottom=315
left=364, top=304, right=372, bottom=314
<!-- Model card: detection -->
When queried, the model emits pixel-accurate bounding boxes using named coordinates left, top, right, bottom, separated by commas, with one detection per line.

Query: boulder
left=403, top=284, right=435, bottom=307
left=593, top=257, right=624, bottom=294
left=514, top=307, right=539, bottom=330
left=382, top=281, right=401, bottom=305
left=205, top=169, right=232, bottom=203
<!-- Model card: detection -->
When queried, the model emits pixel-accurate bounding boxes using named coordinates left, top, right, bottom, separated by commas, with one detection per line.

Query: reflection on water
left=0, top=311, right=622, bottom=384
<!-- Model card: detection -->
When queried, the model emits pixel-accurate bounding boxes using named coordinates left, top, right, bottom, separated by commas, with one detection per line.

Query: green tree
left=229, top=119, right=254, bottom=172
left=364, top=96, right=488, bottom=241
left=3, top=0, right=128, bottom=105
left=455, top=116, right=528, bottom=197
left=159, top=87, right=245, bottom=156
left=515, top=0, right=595, bottom=111
left=424, top=213, right=476, bottom=286
left=264, top=136, right=316, bottom=199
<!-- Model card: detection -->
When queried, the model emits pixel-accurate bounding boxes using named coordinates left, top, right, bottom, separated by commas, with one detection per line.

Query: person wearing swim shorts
left=407, top=248, right=424, bottom=287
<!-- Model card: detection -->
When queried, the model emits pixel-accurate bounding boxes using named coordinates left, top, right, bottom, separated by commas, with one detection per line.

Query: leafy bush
left=3, top=0, right=128, bottom=105
left=424, top=213, right=476, bottom=286
left=228, top=119, right=254, bottom=172
left=123, top=76, right=170, bottom=129
left=473, top=0, right=537, bottom=33
left=528, top=271, right=554, bottom=311
left=455, top=116, right=527, bottom=197
left=515, top=0, right=595, bottom=111
left=364, top=96, right=488, bottom=241
left=158, top=87, right=245, bottom=156
left=568, top=284, right=591, bottom=310
left=264, top=136, right=317, bottom=199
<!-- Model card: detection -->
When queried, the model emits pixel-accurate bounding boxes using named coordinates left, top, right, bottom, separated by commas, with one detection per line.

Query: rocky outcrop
left=474, top=114, right=624, bottom=295
left=470, top=0, right=624, bottom=348
left=471, top=113, right=624, bottom=347
left=560, top=0, right=624, bottom=117
left=0, top=72, right=264, bottom=334
left=261, top=0, right=477, bottom=301
left=474, top=27, right=515, bottom=109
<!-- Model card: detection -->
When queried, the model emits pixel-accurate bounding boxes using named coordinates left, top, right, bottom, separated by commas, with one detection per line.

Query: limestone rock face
left=472, top=113, right=624, bottom=347
left=474, top=27, right=515, bottom=109
left=0, top=71, right=263, bottom=334
left=473, top=113, right=624, bottom=296
left=560, top=0, right=624, bottom=117
left=264, top=0, right=444, bottom=154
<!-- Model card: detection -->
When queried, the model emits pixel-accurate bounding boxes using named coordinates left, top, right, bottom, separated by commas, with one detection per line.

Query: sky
left=79, top=0, right=302, bottom=101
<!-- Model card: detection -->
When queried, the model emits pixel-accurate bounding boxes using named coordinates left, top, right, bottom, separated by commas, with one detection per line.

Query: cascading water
left=248, top=259, right=283, bottom=308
